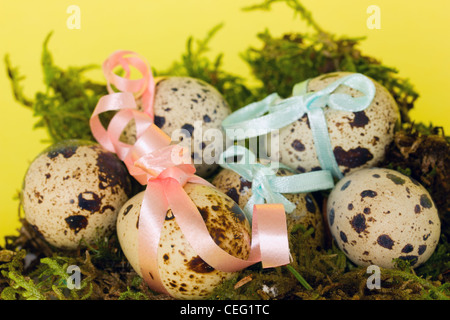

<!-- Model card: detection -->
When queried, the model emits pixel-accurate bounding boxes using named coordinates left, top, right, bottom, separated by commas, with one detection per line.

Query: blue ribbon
left=221, top=73, right=376, bottom=179
left=219, top=146, right=334, bottom=223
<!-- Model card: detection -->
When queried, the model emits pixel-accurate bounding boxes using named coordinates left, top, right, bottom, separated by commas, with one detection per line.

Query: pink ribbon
left=102, top=50, right=155, bottom=120
left=89, top=50, right=291, bottom=296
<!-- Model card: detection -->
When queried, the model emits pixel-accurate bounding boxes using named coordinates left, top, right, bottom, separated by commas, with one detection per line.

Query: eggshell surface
left=22, top=140, right=132, bottom=250
left=116, top=184, right=251, bottom=300
left=327, top=168, right=441, bottom=268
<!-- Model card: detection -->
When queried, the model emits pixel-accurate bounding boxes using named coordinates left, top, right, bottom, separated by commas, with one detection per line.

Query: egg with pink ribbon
left=102, top=51, right=230, bottom=178
left=117, top=183, right=252, bottom=300
left=152, top=76, right=231, bottom=178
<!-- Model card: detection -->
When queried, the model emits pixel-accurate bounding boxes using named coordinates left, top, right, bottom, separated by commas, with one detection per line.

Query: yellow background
left=0, top=0, right=449, bottom=244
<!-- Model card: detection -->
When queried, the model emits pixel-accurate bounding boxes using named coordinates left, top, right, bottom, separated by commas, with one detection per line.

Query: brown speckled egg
left=271, top=72, right=399, bottom=176
left=212, top=167, right=325, bottom=251
left=121, top=77, right=230, bottom=178
left=116, top=184, right=251, bottom=300
left=327, top=168, right=441, bottom=269
left=22, top=140, right=132, bottom=250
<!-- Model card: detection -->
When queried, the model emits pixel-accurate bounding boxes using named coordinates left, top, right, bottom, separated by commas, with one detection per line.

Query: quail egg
left=116, top=183, right=251, bottom=299
left=271, top=72, right=399, bottom=176
left=327, top=167, right=441, bottom=268
left=22, top=139, right=132, bottom=250
left=121, top=76, right=230, bottom=178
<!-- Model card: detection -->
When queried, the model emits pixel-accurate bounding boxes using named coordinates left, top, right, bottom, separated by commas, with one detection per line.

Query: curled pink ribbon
left=89, top=50, right=291, bottom=296
left=102, top=50, right=155, bottom=120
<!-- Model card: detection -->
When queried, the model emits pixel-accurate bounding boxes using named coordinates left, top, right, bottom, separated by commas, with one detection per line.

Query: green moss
left=5, top=32, right=107, bottom=143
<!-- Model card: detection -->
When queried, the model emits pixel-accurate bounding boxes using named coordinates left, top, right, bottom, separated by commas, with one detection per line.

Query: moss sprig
left=155, top=23, right=256, bottom=111
left=5, top=32, right=107, bottom=143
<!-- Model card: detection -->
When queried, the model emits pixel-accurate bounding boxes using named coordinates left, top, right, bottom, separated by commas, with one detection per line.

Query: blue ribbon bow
left=221, top=73, right=376, bottom=179
left=219, top=146, right=334, bottom=223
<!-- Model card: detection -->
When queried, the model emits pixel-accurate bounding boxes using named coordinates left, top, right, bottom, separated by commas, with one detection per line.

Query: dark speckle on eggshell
left=239, top=177, right=252, bottom=192
left=361, top=190, right=377, bottom=198
left=340, top=180, right=351, bottom=191
left=401, top=244, right=414, bottom=253
left=77, top=191, right=102, bottom=213
left=333, top=146, right=374, bottom=171
left=47, top=145, right=78, bottom=159
left=225, top=187, right=240, bottom=205
left=418, top=245, right=427, bottom=255
left=377, top=234, right=394, bottom=249
left=414, top=204, right=421, bottom=214
left=197, top=206, right=209, bottom=222
left=65, top=215, right=88, bottom=234
left=296, top=166, right=306, bottom=173
left=351, top=214, right=367, bottom=233
left=95, top=148, right=131, bottom=194
left=291, top=139, right=306, bottom=152
left=348, top=111, right=369, bottom=128
left=305, top=195, right=316, bottom=213
left=386, top=173, right=406, bottom=185
left=329, top=208, right=335, bottom=226
left=165, top=209, right=175, bottom=220
left=340, top=231, right=348, bottom=243
left=420, top=194, right=433, bottom=209
left=123, top=204, right=133, bottom=216
left=154, top=115, right=166, bottom=128
left=230, top=203, right=246, bottom=222
left=186, top=256, right=215, bottom=274
left=181, top=123, right=195, bottom=136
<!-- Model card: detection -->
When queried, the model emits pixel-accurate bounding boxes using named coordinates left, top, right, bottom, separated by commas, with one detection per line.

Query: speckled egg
left=271, top=72, right=399, bottom=176
left=212, top=167, right=325, bottom=251
left=116, top=183, right=251, bottom=300
left=121, top=76, right=231, bottom=178
left=22, top=140, right=132, bottom=250
left=327, top=168, right=441, bottom=269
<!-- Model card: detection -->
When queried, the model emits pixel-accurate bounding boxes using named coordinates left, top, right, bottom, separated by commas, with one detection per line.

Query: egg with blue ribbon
left=222, top=72, right=400, bottom=179
left=212, top=145, right=334, bottom=251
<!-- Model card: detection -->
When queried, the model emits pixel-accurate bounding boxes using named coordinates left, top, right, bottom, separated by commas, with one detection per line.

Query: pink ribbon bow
left=89, top=50, right=291, bottom=295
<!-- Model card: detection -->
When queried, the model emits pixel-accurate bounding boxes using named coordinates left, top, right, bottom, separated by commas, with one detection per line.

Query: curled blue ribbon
left=219, top=145, right=334, bottom=223
left=221, top=73, right=376, bottom=179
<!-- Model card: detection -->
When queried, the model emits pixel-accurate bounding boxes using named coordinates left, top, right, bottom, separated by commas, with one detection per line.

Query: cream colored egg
left=121, top=77, right=230, bottom=178
left=327, top=168, right=441, bottom=269
left=22, top=140, right=132, bottom=250
left=271, top=72, right=399, bottom=176
left=116, top=184, right=251, bottom=300
left=212, top=167, right=325, bottom=251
